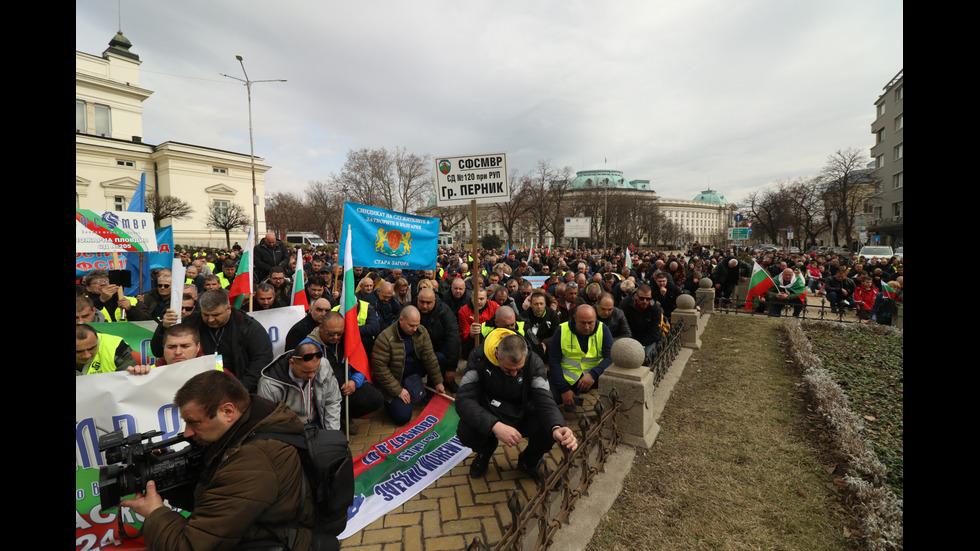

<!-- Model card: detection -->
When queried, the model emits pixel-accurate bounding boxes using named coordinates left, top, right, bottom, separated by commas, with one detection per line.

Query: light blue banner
left=340, top=202, right=439, bottom=270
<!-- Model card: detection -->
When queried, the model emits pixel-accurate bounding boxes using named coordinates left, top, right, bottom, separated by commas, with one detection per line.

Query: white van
left=285, top=232, right=327, bottom=247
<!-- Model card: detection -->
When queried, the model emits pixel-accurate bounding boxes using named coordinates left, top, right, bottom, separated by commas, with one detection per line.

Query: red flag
left=228, top=229, right=254, bottom=308
left=344, top=227, right=371, bottom=383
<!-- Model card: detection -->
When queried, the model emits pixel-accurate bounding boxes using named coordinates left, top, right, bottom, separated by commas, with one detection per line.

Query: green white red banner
left=339, top=395, right=471, bottom=539
left=76, top=209, right=158, bottom=253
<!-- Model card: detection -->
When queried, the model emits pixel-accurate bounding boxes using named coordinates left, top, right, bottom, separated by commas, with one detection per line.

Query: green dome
left=569, top=170, right=652, bottom=191
left=692, top=189, right=727, bottom=204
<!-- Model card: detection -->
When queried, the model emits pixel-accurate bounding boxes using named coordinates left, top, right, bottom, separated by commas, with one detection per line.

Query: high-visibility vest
left=83, top=333, right=127, bottom=375
left=481, top=320, right=525, bottom=338
left=331, top=300, right=369, bottom=326
left=99, top=296, right=138, bottom=322
left=558, top=321, right=605, bottom=385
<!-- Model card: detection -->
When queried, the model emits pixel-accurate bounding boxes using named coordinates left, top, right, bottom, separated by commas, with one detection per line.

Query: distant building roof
left=692, top=189, right=728, bottom=204
left=569, top=170, right=653, bottom=191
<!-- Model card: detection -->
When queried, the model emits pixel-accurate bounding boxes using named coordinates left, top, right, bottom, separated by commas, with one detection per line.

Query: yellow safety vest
left=481, top=320, right=525, bottom=338
left=331, top=300, right=369, bottom=326
left=83, top=333, right=127, bottom=375
left=558, top=321, right=605, bottom=385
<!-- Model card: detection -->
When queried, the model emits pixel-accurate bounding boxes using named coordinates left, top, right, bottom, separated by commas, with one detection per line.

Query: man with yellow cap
left=455, top=328, right=578, bottom=479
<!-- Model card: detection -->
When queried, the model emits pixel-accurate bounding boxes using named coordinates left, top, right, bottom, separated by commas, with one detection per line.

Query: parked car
left=858, top=245, right=894, bottom=258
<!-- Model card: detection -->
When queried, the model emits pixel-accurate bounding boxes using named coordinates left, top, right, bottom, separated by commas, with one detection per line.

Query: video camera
left=97, top=429, right=205, bottom=511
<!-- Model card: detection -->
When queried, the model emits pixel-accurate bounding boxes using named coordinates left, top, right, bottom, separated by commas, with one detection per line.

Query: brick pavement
left=340, top=388, right=602, bottom=551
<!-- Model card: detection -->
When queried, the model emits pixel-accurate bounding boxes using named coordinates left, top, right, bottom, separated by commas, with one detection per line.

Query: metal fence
left=467, top=389, right=623, bottom=551
left=650, top=317, right=684, bottom=385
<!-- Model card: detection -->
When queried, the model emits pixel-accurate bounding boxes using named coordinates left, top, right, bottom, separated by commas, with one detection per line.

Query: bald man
left=253, top=232, right=288, bottom=282
left=371, top=306, right=445, bottom=425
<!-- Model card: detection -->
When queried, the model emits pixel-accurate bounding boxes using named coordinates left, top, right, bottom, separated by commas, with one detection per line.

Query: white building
left=76, top=31, right=269, bottom=247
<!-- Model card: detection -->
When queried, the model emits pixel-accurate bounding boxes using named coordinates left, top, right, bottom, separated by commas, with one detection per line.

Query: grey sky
left=76, top=0, right=903, bottom=208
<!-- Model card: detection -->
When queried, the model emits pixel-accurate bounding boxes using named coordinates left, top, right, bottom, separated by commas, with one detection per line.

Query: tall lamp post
left=221, top=56, right=286, bottom=238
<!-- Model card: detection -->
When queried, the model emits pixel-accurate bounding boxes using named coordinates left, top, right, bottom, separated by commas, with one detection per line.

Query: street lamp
left=221, top=56, right=286, bottom=238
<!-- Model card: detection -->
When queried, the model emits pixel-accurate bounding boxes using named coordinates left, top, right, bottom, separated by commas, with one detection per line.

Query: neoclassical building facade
left=76, top=31, right=269, bottom=247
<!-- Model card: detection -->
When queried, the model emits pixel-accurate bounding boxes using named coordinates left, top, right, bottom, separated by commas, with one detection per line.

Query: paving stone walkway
left=341, top=389, right=602, bottom=551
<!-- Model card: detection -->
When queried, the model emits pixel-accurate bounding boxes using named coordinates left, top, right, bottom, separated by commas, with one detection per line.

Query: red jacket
left=854, top=286, right=878, bottom=312
left=458, top=301, right=499, bottom=342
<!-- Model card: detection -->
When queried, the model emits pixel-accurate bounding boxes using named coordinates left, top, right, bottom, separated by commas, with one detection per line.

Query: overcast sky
left=76, top=0, right=903, bottom=208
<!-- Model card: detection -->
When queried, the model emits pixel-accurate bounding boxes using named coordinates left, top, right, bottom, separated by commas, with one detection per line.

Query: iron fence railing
left=467, top=389, right=622, bottom=551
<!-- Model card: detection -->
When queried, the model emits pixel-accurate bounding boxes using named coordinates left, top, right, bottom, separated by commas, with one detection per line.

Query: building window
left=116, top=159, right=135, bottom=168
left=213, top=167, right=228, bottom=175
left=875, top=128, right=884, bottom=143
left=892, top=172, right=903, bottom=189
left=894, top=114, right=903, bottom=131
left=76, top=100, right=86, bottom=133
left=875, top=154, right=884, bottom=169
left=213, top=200, right=230, bottom=220
left=892, top=202, right=902, bottom=217
left=114, top=196, right=126, bottom=211
left=94, top=104, right=111, bottom=137
left=893, top=143, right=903, bottom=160
left=876, top=102, right=885, bottom=118
left=895, top=85, right=903, bottom=102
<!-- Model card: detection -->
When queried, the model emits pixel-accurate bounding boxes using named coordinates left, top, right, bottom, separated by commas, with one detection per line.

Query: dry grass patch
left=587, top=316, right=859, bottom=551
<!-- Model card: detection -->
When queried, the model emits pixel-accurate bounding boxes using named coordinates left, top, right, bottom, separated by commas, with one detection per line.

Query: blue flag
left=339, top=202, right=439, bottom=270
left=123, top=173, right=152, bottom=293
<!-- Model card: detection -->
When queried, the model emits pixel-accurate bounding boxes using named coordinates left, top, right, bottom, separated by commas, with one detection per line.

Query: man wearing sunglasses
left=257, top=340, right=342, bottom=431
left=621, top=283, right=665, bottom=365
left=142, top=271, right=174, bottom=322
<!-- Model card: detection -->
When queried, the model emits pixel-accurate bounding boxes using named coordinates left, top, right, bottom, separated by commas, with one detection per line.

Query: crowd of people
left=76, top=234, right=903, bottom=550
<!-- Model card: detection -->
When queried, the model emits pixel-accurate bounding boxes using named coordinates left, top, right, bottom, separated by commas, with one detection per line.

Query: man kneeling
left=456, top=329, right=578, bottom=479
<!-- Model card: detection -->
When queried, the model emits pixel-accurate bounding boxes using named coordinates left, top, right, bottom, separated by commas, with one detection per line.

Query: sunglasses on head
left=293, top=351, right=324, bottom=362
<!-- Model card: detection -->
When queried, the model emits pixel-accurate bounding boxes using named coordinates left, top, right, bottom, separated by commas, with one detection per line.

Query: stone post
left=673, top=293, right=702, bottom=349
left=599, top=338, right=658, bottom=448
left=697, top=277, right=715, bottom=313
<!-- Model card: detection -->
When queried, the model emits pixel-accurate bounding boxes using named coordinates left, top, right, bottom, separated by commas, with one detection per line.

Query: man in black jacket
left=254, top=232, right=289, bottom=283
left=416, top=288, right=462, bottom=392
left=456, top=330, right=578, bottom=479
left=152, top=289, right=273, bottom=392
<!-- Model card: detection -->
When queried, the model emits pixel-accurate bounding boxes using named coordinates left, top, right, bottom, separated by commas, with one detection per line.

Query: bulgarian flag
left=625, top=247, right=632, bottom=269
left=882, top=281, right=898, bottom=300
left=745, top=260, right=776, bottom=311
left=228, top=229, right=254, bottom=309
left=343, top=226, right=372, bottom=383
left=291, top=249, right=308, bottom=311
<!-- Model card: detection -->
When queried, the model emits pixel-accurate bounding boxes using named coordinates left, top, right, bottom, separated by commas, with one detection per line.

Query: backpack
left=248, top=428, right=354, bottom=551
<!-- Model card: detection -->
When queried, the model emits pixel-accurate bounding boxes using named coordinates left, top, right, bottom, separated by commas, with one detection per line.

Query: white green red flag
left=625, top=247, right=632, bottom=269
left=344, top=226, right=372, bottom=383
left=339, top=395, right=470, bottom=539
left=882, top=281, right=897, bottom=300
left=291, top=250, right=308, bottom=311
left=228, top=229, right=253, bottom=309
left=745, top=260, right=776, bottom=311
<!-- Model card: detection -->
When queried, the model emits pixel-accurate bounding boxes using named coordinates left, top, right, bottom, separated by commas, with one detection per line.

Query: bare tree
left=743, top=185, right=793, bottom=245
left=333, top=146, right=432, bottom=213
left=524, top=160, right=574, bottom=244
left=207, top=202, right=251, bottom=249
left=783, top=177, right=828, bottom=249
left=821, top=148, right=876, bottom=248
left=146, top=194, right=194, bottom=228
left=495, top=170, right=535, bottom=246
left=305, top=180, right=344, bottom=242
left=265, top=192, right=317, bottom=239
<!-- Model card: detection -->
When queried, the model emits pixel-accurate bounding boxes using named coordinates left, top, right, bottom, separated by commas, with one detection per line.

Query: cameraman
left=120, top=370, right=315, bottom=550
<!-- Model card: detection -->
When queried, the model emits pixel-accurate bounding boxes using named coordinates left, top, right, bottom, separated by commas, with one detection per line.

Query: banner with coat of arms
left=340, top=201, right=439, bottom=270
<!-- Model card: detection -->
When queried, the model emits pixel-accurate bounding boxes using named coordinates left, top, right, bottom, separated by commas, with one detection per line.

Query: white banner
left=247, top=305, right=305, bottom=356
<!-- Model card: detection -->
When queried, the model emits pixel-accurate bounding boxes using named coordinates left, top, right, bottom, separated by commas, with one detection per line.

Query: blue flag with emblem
left=340, top=201, right=439, bottom=270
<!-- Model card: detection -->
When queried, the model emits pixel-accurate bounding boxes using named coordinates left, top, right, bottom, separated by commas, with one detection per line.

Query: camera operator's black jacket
left=144, top=395, right=315, bottom=550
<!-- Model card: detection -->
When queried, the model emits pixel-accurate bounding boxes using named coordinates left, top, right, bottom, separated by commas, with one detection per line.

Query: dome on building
left=107, top=31, right=140, bottom=61
left=569, top=170, right=653, bottom=192
left=692, top=189, right=728, bottom=204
